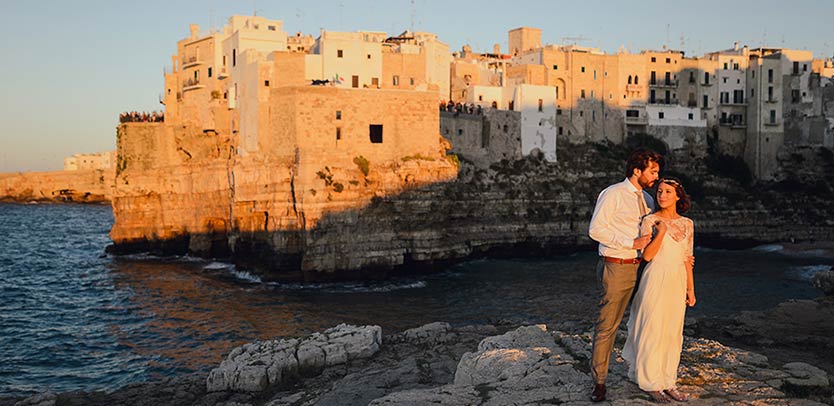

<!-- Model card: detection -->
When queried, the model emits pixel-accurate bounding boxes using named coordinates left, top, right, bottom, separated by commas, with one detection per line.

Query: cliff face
left=0, top=169, right=114, bottom=204
left=110, top=118, right=834, bottom=280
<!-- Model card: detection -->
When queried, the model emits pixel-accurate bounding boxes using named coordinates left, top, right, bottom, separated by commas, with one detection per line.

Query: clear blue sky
left=1, top=0, right=832, bottom=172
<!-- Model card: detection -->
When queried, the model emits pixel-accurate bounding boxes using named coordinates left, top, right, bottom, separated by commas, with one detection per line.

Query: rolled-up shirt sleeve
left=589, top=190, right=631, bottom=250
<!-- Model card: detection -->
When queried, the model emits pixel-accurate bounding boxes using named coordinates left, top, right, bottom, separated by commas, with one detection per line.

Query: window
left=723, top=62, right=728, bottom=69
left=592, top=110, right=596, bottom=121
left=558, top=127, right=563, bottom=135
left=666, top=57, right=671, bottom=63
left=556, top=109, right=562, bottom=115
left=733, top=89, right=744, bottom=104
left=793, top=61, right=799, bottom=75
left=751, top=88, right=755, bottom=98
left=579, top=111, right=583, bottom=117
left=768, top=69, right=774, bottom=83
left=634, top=75, right=638, bottom=85
left=770, top=109, right=777, bottom=124
left=393, top=75, right=399, bottom=86
left=651, top=57, right=656, bottom=62
left=688, top=113, right=694, bottom=120
left=733, top=63, right=739, bottom=70
left=704, top=72, right=710, bottom=84
left=553, top=64, right=558, bottom=70
left=410, top=77, right=414, bottom=85
left=792, top=89, right=800, bottom=102
left=659, top=112, right=665, bottom=119
left=651, top=71, right=656, bottom=84
left=689, top=72, right=695, bottom=83
left=581, top=66, right=586, bottom=72
left=352, top=75, right=359, bottom=88
left=665, top=90, right=670, bottom=104
left=369, top=124, right=383, bottom=143
left=371, top=77, right=379, bottom=86
left=650, top=89, right=656, bottom=104
left=555, top=86, right=560, bottom=99
left=478, top=95, right=483, bottom=101
left=268, top=25, right=276, bottom=31
left=752, top=71, right=755, bottom=78
left=264, top=80, right=270, bottom=87
left=337, top=49, right=344, bottom=58
left=768, top=86, right=774, bottom=101
left=208, top=67, right=212, bottom=78
left=723, top=77, right=728, bottom=83
left=581, top=89, right=586, bottom=99
left=628, top=75, right=632, bottom=84
left=538, top=99, right=543, bottom=112
left=590, top=90, right=595, bottom=99
left=223, top=55, right=226, bottom=66
left=594, top=70, right=597, bottom=80
left=232, top=49, right=236, bottom=66
left=803, top=64, right=808, bottom=72
left=626, top=109, right=639, bottom=117
left=336, top=127, right=341, bottom=140
left=336, top=110, right=342, bottom=120
left=458, top=129, right=463, bottom=135
left=665, top=72, right=671, bottom=85
left=367, top=54, right=371, bottom=59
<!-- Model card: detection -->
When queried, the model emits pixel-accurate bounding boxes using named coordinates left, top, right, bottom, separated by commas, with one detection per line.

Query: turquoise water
left=0, top=203, right=830, bottom=396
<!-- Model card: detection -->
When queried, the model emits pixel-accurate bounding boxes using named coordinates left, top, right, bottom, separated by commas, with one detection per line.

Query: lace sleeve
left=640, top=214, right=655, bottom=238
left=685, top=218, right=694, bottom=257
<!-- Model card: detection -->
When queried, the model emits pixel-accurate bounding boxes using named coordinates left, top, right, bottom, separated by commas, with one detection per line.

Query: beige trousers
left=590, top=259, right=639, bottom=384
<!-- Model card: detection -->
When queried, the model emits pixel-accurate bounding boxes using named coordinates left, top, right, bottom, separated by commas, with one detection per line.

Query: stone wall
left=441, top=109, right=522, bottom=167
left=0, top=169, right=114, bottom=203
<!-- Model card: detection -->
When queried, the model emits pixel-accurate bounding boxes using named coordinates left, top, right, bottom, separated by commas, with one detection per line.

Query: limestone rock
left=206, top=324, right=382, bottom=393
left=14, top=391, right=56, bottom=406
left=812, top=269, right=834, bottom=295
left=782, top=362, right=830, bottom=387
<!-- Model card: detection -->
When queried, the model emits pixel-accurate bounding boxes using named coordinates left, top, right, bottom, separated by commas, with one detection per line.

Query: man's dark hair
left=625, top=148, right=664, bottom=178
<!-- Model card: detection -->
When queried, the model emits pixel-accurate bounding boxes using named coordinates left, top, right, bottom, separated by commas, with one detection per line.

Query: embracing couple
left=588, top=149, right=696, bottom=403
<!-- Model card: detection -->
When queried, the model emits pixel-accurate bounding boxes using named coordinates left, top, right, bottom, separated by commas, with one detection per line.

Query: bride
left=622, top=177, right=696, bottom=403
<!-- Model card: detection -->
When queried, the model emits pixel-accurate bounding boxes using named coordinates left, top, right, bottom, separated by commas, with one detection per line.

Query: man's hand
left=632, top=235, right=651, bottom=250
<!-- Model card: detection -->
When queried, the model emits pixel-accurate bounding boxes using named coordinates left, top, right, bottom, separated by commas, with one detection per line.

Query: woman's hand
left=654, top=220, right=667, bottom=235
left=686, top=289, right=696, bottom=307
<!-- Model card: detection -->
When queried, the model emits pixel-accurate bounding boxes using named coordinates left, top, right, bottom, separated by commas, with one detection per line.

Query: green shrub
left=353, top=156, right=370, bottom=177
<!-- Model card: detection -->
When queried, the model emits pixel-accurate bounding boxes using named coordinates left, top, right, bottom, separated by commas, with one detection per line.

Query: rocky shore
left=6, top=317, right=832, bottom=406
left=0, top=170, right=113, bottom=204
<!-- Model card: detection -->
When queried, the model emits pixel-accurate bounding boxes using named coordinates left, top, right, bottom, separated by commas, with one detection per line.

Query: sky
left=1, top=0, right=832, bottom=172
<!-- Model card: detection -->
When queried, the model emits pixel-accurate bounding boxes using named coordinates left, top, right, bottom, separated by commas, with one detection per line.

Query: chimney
left=733, top=41, right=739, bottom=51
left=189, top=24, right=200, bottom=39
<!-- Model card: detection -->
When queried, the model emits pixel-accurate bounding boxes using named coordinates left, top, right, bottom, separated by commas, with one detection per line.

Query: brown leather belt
left=602, top=256, right=642, bottom=264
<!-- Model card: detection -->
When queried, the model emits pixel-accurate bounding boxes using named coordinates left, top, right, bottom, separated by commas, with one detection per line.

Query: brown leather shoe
left=591, top=383, right=606, bottom=402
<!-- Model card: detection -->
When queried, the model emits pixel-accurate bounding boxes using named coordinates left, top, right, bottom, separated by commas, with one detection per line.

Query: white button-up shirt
left=588, top=178, right=656, bottom=259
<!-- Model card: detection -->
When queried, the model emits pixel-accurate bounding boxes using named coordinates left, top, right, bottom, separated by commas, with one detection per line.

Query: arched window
left=628, top=75, right=633, bottom=84
left=635, top=75, right=639, bottom=85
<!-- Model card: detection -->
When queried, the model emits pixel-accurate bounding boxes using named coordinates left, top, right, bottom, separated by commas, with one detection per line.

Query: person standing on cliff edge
left=587, top=149, right=662, bottom=402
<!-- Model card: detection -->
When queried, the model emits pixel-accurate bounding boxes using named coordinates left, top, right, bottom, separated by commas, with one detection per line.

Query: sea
left=0, top=203, right=831, bottom=396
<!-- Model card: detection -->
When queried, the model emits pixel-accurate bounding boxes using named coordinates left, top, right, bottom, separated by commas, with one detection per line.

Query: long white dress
left=622, top=214, right=694, bottom=391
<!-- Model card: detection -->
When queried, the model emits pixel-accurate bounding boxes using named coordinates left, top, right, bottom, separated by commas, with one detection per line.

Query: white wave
left=267, top=280, right=427, bottom=293
left=786, top=265, right=832, bottom=281
left=229, top=268, right=263, bottom=284
left=203, top=262, right=233, bottom=271
left=751, top=244, right=784, bottom=252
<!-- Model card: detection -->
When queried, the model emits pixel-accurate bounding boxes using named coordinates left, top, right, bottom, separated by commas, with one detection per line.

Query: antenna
left=679, top=33, right=685, bottom=52
left=665, top=24, right=670, bottom=49
left=561, top=35, right=590, bottom=46
left=410, top=0, right=416, bottom=33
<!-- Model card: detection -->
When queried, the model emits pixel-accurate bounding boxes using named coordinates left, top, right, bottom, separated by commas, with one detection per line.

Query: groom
left=587, top=148, right=662, bottom=402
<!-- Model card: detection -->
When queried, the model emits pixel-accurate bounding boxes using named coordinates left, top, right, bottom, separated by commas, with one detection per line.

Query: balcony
left=721, top=101, right=748, bottom=107
left=625, top=116, right=648, bottom=125
left=182, top=78, right=205, bottom=92
left=182, top=56, right=205, bottom=69
left=649, top=99, right=679, bottom=106
left=719, top=118, right=747, bottom=128
left=700, top=81, right=713, bottom=86
left=765, top=98, right=779, bottom=103
left=649, top=80, right=678, bottom=88
left=626, top=84, right=642, bottom=92
left=217, top=67, right=229, bottom=79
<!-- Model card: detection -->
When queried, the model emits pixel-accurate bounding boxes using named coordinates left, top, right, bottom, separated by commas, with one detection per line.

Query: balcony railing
left=719, top=118, right=747, bottom=128
left=182, top=78, right=205, bottom=92
left=649, top=99, right=679, bottom=105
left=625, top=116, right=648, bottom=125
left=626, top=84, right=642, bottom=92
left=182, top=56, right=204, bottom=69
left=649, top=80, right=678, bottom=88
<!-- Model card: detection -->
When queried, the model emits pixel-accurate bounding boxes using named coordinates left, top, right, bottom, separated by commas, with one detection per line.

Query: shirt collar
left=623, top=178, right=640, bottom=193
